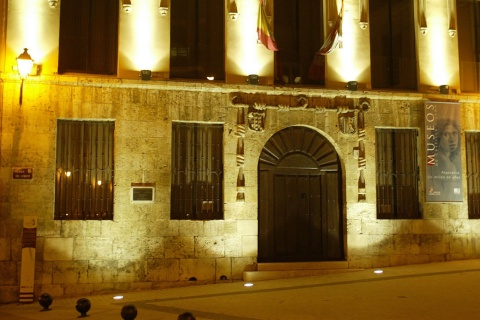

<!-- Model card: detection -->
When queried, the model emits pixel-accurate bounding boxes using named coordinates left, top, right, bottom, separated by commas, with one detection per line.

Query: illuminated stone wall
left=0, top=0, right=478, bottom=303
left=2, top=75, right=480, bottom=303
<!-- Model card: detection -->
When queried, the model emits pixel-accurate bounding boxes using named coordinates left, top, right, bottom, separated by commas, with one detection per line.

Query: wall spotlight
left=229, top=0, right=239, bottom=20
left=122, top=0, right=132, bottom=13
left=48, top=0, right=59, bottom=8
left=159, top=0, right=169, bottom=16
left=439, top=84, right=449, bottom=94
left=139, top=70, right=152, bottom=80
left=247, top=74, right=259, bottom=85
left=359, top=0, right=368, bottom=29
left=346, top=81, right=358, bottom=91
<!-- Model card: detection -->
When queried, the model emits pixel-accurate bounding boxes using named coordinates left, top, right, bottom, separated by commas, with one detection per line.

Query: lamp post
left=16, top=48, right=34, bottom=105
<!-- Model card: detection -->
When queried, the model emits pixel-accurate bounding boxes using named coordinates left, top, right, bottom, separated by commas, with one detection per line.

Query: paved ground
left=1, top=259, right=480, bottom=320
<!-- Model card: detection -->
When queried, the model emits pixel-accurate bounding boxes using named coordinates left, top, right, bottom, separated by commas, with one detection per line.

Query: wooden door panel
left=258, top=126, right=344, bottom=263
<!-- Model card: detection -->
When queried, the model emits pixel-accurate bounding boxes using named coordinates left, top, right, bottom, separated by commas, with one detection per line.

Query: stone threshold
left=243, top=261, right=363, bottom=282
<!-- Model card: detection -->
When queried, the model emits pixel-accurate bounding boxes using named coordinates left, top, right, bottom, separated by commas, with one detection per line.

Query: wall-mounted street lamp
left=17, top=48, right=34, bottom=105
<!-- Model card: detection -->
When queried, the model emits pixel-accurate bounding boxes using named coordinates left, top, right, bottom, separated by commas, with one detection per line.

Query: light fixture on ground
left=247, top=74, right=259, bottom=85
left=439, top=85, right=449, bottom=94
left=139, top=70, right=152, bottom=80
left=16, top=48, right=34, bottom=105
left=346, top=81, right=358, bottom=91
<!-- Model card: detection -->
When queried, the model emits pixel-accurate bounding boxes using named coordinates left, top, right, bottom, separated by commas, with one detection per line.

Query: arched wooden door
left=258, top=126, right=344, bottom=262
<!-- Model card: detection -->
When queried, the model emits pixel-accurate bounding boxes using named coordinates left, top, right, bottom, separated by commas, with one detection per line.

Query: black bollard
left=75, top=298, right=91, bottom=317
left=38, top=293, right=53, bottom=311
left=121, top=304, right=138, bottom=320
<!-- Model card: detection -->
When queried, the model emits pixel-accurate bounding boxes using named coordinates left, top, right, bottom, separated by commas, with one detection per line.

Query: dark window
left=171, top=122, right=223, bottom=220
left=376, top=129, right=420, bottom=219
left=369, top=0, right=417, bottom=90
left=58, top=0, right=119, bottom=75
left=274, top=1, right=324, bottom=85
left=458, top=0, right=480, bottom=93
left=55, top=120, right=115, bottom=220
left=465, top=132, right=480, bottom=218
left=170, top=0, right=225, bottom=80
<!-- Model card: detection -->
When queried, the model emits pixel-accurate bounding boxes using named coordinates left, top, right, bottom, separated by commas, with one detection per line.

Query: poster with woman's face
left=425, top=101, right=462, bottom=202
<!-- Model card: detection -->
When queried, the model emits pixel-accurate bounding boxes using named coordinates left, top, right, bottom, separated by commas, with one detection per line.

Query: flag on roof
left=257, top=0, right=278, bottom=51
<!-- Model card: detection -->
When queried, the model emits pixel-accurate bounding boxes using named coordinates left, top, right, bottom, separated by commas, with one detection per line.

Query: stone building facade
left=2, top=0, right=480, bottom=303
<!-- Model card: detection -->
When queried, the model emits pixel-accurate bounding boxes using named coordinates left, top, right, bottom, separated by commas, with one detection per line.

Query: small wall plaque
left=131, top=183, right=155, bottom=203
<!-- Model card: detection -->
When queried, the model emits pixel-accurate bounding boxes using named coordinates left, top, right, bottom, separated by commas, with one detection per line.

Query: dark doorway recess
left=258, top=126, right=344, bottom=262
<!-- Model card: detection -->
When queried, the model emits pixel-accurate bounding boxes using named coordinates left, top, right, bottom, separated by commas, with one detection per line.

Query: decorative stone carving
left=356, top=98, right=370, bottom=202
left=236, top=108, right=246, bottom=201
left=248, top=104, right=266, bottom=132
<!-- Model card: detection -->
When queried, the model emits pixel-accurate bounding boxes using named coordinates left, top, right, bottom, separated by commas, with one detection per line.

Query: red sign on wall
left=12, top=168, right=33, bottom=180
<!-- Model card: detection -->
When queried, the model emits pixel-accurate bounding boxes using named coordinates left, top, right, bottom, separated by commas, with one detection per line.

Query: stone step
left=243, top=261, right=362, bottom=282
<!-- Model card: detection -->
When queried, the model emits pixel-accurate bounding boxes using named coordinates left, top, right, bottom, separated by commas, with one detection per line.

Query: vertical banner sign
left=425, top=101, right=462, bottom=202
left=19, top=216, right=37, bottom=303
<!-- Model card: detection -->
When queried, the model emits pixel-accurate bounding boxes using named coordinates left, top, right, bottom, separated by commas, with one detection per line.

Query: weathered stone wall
left=2, top=75, right=480, bottom=302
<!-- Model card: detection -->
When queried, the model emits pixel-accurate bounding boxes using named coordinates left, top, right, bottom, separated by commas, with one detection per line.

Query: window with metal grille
left=465, top=131, right=480, bottom=218
left=171, top=122, right=223, bottom=220
left=375, top=128, right=420, bottom=219
left=55, top=120, right=114, bottom=220
left=58, top=0, right=118, bottom=75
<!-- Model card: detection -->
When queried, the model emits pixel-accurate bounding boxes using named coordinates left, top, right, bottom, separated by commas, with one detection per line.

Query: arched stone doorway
left=258, top=126, right=344, bottom=262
